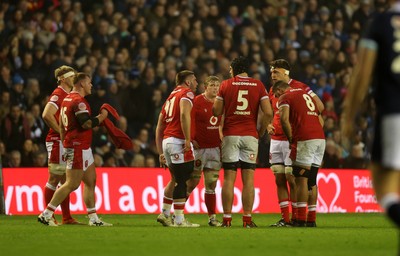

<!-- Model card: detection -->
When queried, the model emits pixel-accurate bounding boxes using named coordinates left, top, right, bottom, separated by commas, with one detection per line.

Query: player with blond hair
left=42, top=65, right=80, bottom=225
left=187, top=76, right=223, bottom=226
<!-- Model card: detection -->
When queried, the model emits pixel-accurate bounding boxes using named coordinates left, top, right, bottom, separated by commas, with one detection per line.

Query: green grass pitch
left=0, top=213, right=397, bottom=256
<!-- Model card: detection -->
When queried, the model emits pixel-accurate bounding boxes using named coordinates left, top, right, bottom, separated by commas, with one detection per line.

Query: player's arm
left=155, top=112, right=166, bottom=167
left=341, top=39, right=377, bottom=137
left=218, top=114, right=224, bottom=140
left=306, top=90, right=325, bottom=127
left=279, top=105, right=292, bottom=144
left=266, top=95, right=276, bottom=135
left=212, top=98, right=223, bottom=116
left=59, top=113, right=65, bottom=142
left=42, top=103, right=60, bottom=133
left=258, top=98, right=273, bottom=137
left=310, top=92, right=324, bottom=113
left=77, top=109, right=108, bottom=130
left=180, top=99, right=192, bottom=152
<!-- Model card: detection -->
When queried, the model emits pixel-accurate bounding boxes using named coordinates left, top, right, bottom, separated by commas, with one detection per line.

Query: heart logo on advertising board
left=317, top=173, right=347, bottom=213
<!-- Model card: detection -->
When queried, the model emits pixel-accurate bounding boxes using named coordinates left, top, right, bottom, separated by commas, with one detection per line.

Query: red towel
left=99, top=104, right=131, bottom=149
left=100, top=103, right=120, bottom=121
left=102, top=119, right=132, bottom=150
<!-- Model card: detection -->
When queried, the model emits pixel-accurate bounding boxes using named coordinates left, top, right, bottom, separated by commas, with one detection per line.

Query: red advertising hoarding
left=2, top=168, right=381, bottom=215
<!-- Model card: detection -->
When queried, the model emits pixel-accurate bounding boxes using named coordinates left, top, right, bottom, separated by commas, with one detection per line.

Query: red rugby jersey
left=269, top=79, right=313, bottom=140
left=162, top=86, right=195, bottom=140
left=192, top=94, right=221, bottom=148
left=278, top=88, right=325, bottom=141
left=216, top=75, right=269, bottom=138
left=60, top=91, right=92, bottom=148
left=45, top=86, right=69, bottom=142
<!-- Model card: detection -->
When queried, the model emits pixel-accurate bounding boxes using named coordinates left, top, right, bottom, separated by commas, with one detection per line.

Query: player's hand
left=192, top=140, right=200, bottom=150
left=267, top=124, right=275, bottom=135
left=100, top=108, right=109, bottom=117
left=183, top=139, right=191, bottom=152
left=159, top=154, right=166, bottom=167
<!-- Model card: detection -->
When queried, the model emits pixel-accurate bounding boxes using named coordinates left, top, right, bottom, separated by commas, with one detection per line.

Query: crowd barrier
left=2, top=168, right=381, bottom=215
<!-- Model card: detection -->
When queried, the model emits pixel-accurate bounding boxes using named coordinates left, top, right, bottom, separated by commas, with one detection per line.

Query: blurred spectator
left=93, top=153, right=104, bottom=167
left=0, top=140, right=8, bottom=166
left=0, top=90, right=11, bottom=120
left=26, top=103, right=46, bottom=144
left=10, top=74, right=28, bottom=110
left=0, top=64, right=12, bottom=94
left=103, top=152, right=116, bottom=167
left=323, top=138, right=342, bottom=169
left=32, top=149, right=47, bottom=167
left=7, top=150, right=21, bottom=167
left=344, top=143, right=368, bottom=169
left=130, top=153, right=145, bottom=167
left=1, top=104, right=31, bottom=152
left=145, top=155, right=156, bottom=168
left=20, top=139, right=35, bottom=167
left=114, top=148, right=129, bottom=167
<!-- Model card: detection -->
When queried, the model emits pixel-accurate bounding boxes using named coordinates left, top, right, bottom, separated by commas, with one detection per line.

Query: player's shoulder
left=66, top=92, right=84, bottom=103
left=220, top=77, right=233, bottom=86
left=51, top=86, right=67, bottom=97
left=290, top=79, right=308, bottom=88
left=194, top=93, right=204, bottom=102
left=179, top=87, right=195, bottom=101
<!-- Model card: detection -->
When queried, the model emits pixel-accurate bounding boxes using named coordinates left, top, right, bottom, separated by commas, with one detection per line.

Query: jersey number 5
left=237, top=90, right=249, bottom=110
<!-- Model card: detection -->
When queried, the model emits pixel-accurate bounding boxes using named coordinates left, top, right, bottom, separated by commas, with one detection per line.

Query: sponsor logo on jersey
left=187, top=92, right=194, bottom=99
left=249, top=154, right=255, bottom=160
left=232, top=81, right=257, bottom=86
left=78, top=102, right=87, bottom=111
left=50, top=95, right=59, bottom=102
left=174, top=154, right=180, bottom=160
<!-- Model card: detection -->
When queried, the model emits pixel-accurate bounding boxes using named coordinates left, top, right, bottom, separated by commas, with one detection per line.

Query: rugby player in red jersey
left=38, top=73, right=111, bottom=226
left=273, top=80, right=325, bottom=227
left=42, top=65, right=81, bottom=225
left=155, top=70, right=199, bottom=227
left=187, top=76, right=223, bottom=226
left=213, top=56, right=273, bottom=227
left=268, top=59, right=324, bottom=227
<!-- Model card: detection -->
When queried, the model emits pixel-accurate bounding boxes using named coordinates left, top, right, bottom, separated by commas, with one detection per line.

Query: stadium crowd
left=0, top=0, right=381, bottom=168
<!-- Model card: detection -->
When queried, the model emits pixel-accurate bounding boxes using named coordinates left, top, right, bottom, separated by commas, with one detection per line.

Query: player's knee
left=173, top=181, right=187, bottom=199
left=49, top=163, right=66, bottom=175
left=271, top=164, right=285, bottom=174
left=292, top=166, right=310, bottom=178
left=308, top=179, right=317, bottom=191
left=204, top=170, right=219, bottom=189
left=284, top=166, right=293, bottom=175
left=171, top=162, right=194, bottom=183
left=223, top=162, right=238, bottom=171
left=172, top=162, right=191, bottom=199
left=307, top=173, right=317, bottom=190
left=308, top=166, right=319, bottom=190
left=66, top=180, right=81, bottom=191
left=240, top=160, right=256, bottom=170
